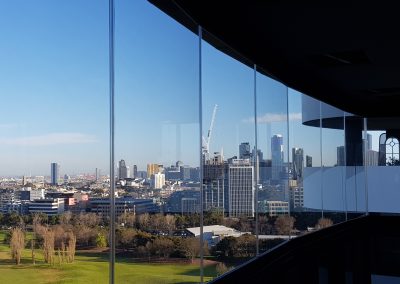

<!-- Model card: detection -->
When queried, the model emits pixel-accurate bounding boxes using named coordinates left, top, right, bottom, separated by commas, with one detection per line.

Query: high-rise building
left=22, top=176, right=27, bottom=186
left=252, top=148, right=263, bottom=162
left=147, top=163, right=162, bottom=178
left=50, top=162, right=60, bottom=185
left=239, top=142, right=251, bottom=159
left=365, top=150, right=379, bottom=166
left=337, top=146, right=345, bottom=166
left=271, top=135, right=284, bottom=181
left=95, top=168, right=100, bottom=181
left=306, top=155, right=313, bottom=167
left=203, top=152, right=226, bottom=212
left=367, top=133, right=372, bottom=151
left=118, top=159, right=128, bottom=179
left=64, top=174, right=70, bottom=184
left=228, top=159, right=254, bottom=217
left=292, top=147, right=304, bottom=180
left=151, top=172, right=165, bottom=189
left=132, top=165, right=137, bottom=178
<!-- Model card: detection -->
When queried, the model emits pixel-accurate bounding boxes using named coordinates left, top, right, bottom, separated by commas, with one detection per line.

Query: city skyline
left=0, top=1, right=383, bottom=177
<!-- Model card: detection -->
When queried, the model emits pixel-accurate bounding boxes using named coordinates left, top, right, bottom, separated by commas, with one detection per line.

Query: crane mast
left=202, top=104, right=218, bottom=159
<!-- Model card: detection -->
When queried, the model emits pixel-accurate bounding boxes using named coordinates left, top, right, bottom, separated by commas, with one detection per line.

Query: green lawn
left=0, top=231, right=217, bottom=284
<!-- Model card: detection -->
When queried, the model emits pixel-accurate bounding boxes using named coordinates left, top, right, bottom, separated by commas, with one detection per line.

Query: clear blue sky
left=0, top=0, right=377, bottom=177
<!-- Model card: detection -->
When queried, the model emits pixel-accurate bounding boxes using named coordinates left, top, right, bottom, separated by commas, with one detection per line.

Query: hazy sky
left=0, top=0, right=380, bottom=177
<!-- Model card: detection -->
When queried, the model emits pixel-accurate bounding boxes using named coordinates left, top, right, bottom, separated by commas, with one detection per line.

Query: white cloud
left=0, top=132, right=97, bottom=146
left=243, top=112, right=302, bottom=124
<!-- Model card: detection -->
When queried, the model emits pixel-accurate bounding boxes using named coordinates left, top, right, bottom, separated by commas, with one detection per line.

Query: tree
left=32, top=213, right=46, bottom=233
left=315, top=217, right=333, bottom=229
left=212, top=236, right=237, bottom=258
left=74, top=225, right=95, bottom=247
left=216, top=262, right=229, bottom=276
left=164, top=215, right=176, bottom=236
left=43, top=229, right=55, bottom=264
left=117, top=228, right=136, bottom=250
left=10, top=228, right=25, bottom=265
left=118, top=212, right=136, bottom=228
left=235, top=234, right=256, bottom=257
left=274, top=215, right=295, bottom=236
left=150, top=214, right=165, bottom=232
left=74, top=213, right=100, bottom=228
left=180, top=238, right=201, bottom=263
left=149, top=238, right=174, bottom=258
left=66, top=232, right=76, bottom=263
left=53, top=225, right=66, bottom=249
left=258, top=215, right=269, bottom=234
left=204, top=210, right=224, bottom=225
left=59, top=211, right=73, bottom=226
left=6, top=212, right=21, bottom=227
left=96, top=233, right=108, bottom=248
left=387, top=157, right=400, bottom=166
left=137, top=213, right=150, bottom=231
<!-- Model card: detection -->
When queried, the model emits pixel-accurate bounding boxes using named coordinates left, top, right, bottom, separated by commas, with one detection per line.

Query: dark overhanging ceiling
left=149, top=0, right=400, bottom=119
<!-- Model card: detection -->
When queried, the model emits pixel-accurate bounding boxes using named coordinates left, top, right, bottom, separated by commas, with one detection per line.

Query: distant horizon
left=0, top=1, right=383, bottom=177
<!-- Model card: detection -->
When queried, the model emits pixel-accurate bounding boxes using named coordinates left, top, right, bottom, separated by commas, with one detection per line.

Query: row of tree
left=1, top=211, right=334, bottom=236
left=8, top=224, right=76, bottom=265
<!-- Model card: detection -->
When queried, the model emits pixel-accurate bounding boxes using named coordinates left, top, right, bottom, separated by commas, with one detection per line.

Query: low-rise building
left=28, top=198, right=65, bottom=216
left=186, top=225, right=248, bottom=247
left=89, top=197, right=159, bottom=216
left=263, top=200, right=289, bottom=217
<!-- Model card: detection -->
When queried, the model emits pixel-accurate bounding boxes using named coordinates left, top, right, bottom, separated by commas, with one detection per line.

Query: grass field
left=0, top=231, right=217, bottom=284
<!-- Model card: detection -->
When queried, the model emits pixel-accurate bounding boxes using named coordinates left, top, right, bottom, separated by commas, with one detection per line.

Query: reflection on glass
left=114, top=0, right=204, bottom=283
left=201, top=29, right=256, bottom=280
left=365, top=119, right=400, bottom=214
left=256, top=72, right=290, bottom=254
left=320, top=102, right=346, bottom=224
left=288, top=91, right=324, bottom=235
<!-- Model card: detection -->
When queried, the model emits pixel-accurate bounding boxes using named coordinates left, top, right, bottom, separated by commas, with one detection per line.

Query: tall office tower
left=306, top=155, right=313, bottom=167
left=151, top=172, right=165, bottom=189
left=50, top=162, right=60, bottom=185
left=365, top=150, right=379, bottom=166
left=147, top=163, right=160, bottom=178
left=228, top=159, right=254, bottom=217
left=271, top=134, right=284, bottom=181
left=239, top=142, right=251, bottom=159
left=95, top=168, right=100, bottom=181
left=292, top=147, right=304, bottom=180
left=22, top=176, right=27, bottom=186
left=118, top=160, right=128, bottom=179
left=64, top=174, right=70, bottom=183
left=362, top=133, right=373, bottom=155
left=203, top=152, right=225, bottom=212
left=132, top=165, right=137, bottom=178
left=337, top=146, right=345, bottom=166
left=252, top=148, right=263, bottom=162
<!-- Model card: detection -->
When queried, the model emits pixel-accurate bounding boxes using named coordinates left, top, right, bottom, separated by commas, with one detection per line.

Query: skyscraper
left=239, top=142, right=251, bottom=159
left=132, top=165, right=137, bottom=179
left=306, top=155, right=313, bottom=167
left=50, top=162, right=59, bottom=185
left=118, top=160, right=128, bottom=179
left=203, top=152, right=225, bottom=212
left=337, top=146, right=345, bottom=166
left=151, top=172, right=165, bottom=189
left=147, top=163, right=161, bottom=178
left=271, top=134, right=284, bottom=181
left=292, top=147, right=304, bottom=180
left=228, top=159, right=254, bottom=217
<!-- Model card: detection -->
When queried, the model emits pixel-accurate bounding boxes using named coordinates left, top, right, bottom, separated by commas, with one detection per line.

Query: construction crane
left=202, top=104, right=218, bottom=159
